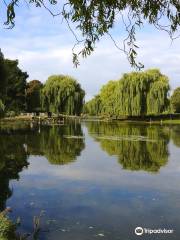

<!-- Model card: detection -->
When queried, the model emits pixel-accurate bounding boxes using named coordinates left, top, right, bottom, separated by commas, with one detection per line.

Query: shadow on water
left=85, top=121, right=180, bottom=173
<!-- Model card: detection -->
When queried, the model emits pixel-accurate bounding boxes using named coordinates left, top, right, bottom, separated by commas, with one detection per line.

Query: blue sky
left=0, top=3, right=180, bottom=100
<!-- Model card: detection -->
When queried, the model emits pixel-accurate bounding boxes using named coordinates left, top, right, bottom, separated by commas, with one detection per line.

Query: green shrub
left=0, top=211, right=17, bottom=240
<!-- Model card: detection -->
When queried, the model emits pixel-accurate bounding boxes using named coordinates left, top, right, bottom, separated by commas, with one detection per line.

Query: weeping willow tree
left=86, top=122, right=169, bottom=173
left=85, top=69, right=170, bottom=117
left=99, top=81, right=118, bottom=116
left=146, top=70, right=170, bottom=114
left=42, top=75, right=85, bottom=115
left=116, top=69, right=170, bottom=116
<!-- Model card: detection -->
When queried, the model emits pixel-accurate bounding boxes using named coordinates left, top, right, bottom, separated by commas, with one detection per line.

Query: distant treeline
left=0, top=49, right=179, bottom=118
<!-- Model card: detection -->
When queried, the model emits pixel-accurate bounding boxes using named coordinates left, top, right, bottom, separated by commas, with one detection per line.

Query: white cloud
left=0, top=7, right=179, bottom=100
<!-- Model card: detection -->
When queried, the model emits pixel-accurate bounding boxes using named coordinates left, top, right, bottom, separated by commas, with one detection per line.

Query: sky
left=0, top=3, right=180, bottom=100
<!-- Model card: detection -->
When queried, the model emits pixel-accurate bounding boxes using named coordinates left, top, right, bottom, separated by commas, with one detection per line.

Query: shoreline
left=0, top=115, right=180, bottom=125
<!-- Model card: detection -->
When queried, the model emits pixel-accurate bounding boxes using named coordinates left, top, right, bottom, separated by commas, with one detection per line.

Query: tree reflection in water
left=0, top=121, right=179, bottom=211
left=0, top=126, right=29, bottom=211
left=26, top=123, right=85, bottom=165
left=86, top=122, right=174, bottom=173
left=0, top=122, right=85, bottom=209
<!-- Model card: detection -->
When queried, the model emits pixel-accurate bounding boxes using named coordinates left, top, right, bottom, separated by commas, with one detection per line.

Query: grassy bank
left=158, top=119, right=180, bottom=124
left=83, top=113, right=180, bottom=124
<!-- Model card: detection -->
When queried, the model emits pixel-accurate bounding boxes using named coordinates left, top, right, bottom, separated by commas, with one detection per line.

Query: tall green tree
left=116, top=69, right=170, bottom=116
left=2, top=1, right=180, bottom=69
left=171, top=87, right=180, bottom=113
left=4, top=59, right=28, bottom=113
left=0, top=50, right=7, bottom=106
left=100, top=81, right=118, bottom=116
left=26, top=80, right=43, bottom=112
left=42, top=75, right=85, bottom=115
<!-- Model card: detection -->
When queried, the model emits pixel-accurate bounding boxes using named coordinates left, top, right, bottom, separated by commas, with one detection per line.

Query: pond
left=0, top=121, right=180, bottom=240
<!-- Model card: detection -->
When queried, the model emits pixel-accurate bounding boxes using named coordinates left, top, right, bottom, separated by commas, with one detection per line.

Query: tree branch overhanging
left=3, top=0, right=180, bottom=69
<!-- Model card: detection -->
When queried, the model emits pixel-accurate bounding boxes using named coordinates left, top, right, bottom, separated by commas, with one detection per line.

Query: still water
left=0, top=121, right=180, bottom=239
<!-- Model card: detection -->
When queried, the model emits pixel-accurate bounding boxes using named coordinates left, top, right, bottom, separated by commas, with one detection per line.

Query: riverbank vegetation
left=0, top=49, right=179, bottom=121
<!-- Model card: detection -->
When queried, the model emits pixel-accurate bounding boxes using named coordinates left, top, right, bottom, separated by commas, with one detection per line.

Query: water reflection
left=26, top=123, right=85, bottom=165
left=86, top=122, right=174, bottom=172
left=171, top=125, right=180, bottom=147
left=0, top=121, right=180, bottom=239
left=0, top=123, right=85, bottom=210
left=0, top=127, right=29, bottom=211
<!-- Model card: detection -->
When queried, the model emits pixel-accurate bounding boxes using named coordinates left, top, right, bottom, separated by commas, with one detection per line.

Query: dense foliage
left=42, top=75, right=85, bottom=115
left=85, top=69, right=170, bottom=117
left=171, top=87, right=180, bottom=113
left=26, top=80, right=43, bottom=112
left=0, top=50, right=7, bottom=118
left=3, top=59, right=28, bottom=112
left=0, top=50, right=28, bottom=114
left=0, top=51, right=7, bottom=102
left=2, top=1, right=180, bottom=68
